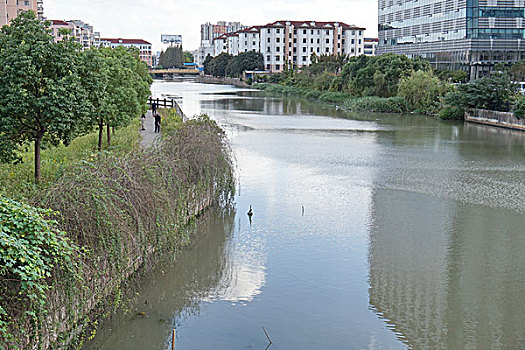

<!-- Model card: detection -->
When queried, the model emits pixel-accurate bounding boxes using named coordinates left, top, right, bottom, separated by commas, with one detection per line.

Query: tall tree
left=210, top=53, right=233, bottom=77
left=159, top=46, right=183, bottom=68
left=0, top=11, right=86, bottom=182
left=226, top=51, right=264, bottom=77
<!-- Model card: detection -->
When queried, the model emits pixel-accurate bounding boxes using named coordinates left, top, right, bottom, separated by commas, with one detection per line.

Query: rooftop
left=100, top=38, right=152, bottom=45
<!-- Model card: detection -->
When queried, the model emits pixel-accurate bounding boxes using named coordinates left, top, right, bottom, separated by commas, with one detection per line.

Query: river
left=86, top=81, right=525, bottom=350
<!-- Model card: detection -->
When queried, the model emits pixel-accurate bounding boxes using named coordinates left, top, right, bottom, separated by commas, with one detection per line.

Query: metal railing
left=148, top=97, right=187, bottom=122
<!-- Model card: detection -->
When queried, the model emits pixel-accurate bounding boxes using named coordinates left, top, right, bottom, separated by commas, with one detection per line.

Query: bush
left=514, top=96, right=525, bottom=119
left=437, top=105, right=465, bottom=120
left=344, top=96, right=410, bottom=113
left=398, top=70, right=449, bottom=113
left=0, top=197, right=80, bottom=348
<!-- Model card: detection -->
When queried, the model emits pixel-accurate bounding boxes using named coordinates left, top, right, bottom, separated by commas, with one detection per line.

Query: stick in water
left=172, top=329, right=176, bottom=350
left=262, top=326, right=272, bottom=344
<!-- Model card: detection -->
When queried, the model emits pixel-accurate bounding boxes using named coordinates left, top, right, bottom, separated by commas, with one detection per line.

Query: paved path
left=140, top=110, right=159, bottom=148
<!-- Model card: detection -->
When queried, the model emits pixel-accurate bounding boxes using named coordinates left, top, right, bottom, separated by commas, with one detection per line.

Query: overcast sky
left=46, top=0, right=378, bottom=52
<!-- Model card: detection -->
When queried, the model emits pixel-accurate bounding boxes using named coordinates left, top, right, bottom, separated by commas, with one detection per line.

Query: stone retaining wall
left=465, top=108, right=525, bottom=131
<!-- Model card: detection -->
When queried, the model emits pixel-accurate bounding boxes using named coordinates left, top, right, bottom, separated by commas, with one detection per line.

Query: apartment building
left=1, top=0, right=43, bottom=26
left=364, top=38, right=378, bottom=56
left=98, top=38, right=153, bottom=67
left=196, top=21, right=246, bottom=67
left=260, top=21, right=365, bottom=72
left=378, top=0, right=525, bottom=79
left=213, top=34, right=228, bottom=56
left=238, top=26, right=261, bottom=53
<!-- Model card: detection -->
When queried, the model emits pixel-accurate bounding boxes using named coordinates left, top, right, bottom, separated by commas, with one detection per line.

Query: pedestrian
left=140, top=113, right=146, bottom=131
left=152, top=102, right=157, bottom=115
left=154, top=113, right=161, bottom=133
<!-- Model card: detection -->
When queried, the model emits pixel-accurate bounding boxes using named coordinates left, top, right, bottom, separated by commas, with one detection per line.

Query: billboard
left=161, top=34, right=182, bottom=45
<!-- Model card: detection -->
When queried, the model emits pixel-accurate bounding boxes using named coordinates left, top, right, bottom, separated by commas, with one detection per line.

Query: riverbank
left=0, top=113, right=235, bottom=349
left=196, top=75, right=252, bottom=88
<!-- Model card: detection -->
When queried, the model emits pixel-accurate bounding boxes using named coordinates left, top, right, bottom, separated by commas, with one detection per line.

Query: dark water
left=86, top=81, right=525, bottom=350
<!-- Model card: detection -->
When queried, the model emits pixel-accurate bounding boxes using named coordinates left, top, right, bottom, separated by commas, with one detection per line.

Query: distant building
left=259, top=20, right=365, bottom=73
left=98, top=38, right=153, bottom=67
left=49, top=20, right=100, bottom=50
left=196, top=21, right=246, bottom=67
left=238, top=26, right=261, bottom=54
left=364, top=38, right=378, bottom=56
left=378, top=0, right=525, bottom=80
left=1, top=0, right=43, bottom=26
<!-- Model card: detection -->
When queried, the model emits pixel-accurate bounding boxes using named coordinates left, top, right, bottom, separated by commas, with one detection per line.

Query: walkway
left=140, top=110, right=159, bottom=148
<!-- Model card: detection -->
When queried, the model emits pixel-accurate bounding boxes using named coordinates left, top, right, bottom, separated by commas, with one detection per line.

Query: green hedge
left=344, top=96, right=411, bottom=113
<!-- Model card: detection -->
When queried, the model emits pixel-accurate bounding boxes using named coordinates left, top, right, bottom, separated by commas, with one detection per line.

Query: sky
left=46, top=0, right=378, bottom=52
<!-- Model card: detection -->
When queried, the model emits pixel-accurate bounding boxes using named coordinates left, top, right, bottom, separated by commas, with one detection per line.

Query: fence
left=148, top=97, right=187, bottom=122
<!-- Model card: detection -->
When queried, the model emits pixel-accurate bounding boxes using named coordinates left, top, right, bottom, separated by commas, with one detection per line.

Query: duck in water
left=247, top=205, right=253, bottom=224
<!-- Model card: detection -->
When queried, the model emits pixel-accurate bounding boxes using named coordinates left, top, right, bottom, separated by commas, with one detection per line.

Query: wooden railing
left=148, top=97, right=187, bottom=122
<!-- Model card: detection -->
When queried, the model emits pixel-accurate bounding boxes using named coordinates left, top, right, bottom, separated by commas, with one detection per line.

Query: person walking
left=152, top=102, right=157, bottom=115
left=140, top=113, right=146, bottom=131
left=154, top=113, right=161, bottom=133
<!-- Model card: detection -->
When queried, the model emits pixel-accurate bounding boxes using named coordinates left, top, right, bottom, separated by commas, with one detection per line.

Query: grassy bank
left=0, top=121, right=141, bottom=202
left=0, top=113, right=235, bottom=349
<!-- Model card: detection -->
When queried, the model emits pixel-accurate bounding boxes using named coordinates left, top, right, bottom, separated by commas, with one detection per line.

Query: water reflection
left=368, top=189, right=525, bottom=349
left=85, top=209, right=267, bottom=350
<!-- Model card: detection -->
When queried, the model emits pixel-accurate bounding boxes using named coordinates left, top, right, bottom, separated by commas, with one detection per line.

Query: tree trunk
left=98, top=123, right=104, bottom=151
left=34, top=135, right=42, bottom=183
left=107, top=124, right=111, bottom=147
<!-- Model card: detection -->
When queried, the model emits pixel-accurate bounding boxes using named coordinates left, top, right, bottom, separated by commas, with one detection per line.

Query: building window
left=276, top=29, right=280, bottom=33
left=303, top=29, right=307, bottom=34
left=267, top=47, right=271, bottom=52
left=311, top=38, right=314, bottom=44
left=267, top=29, right=270, bottom=33
left=276, top=46, right=280, bottom=52
left=276, top=55, right=280, bottom=61
left=326, top=47, right=330, bottom=53
left=267, top=55, right=271, bottom=61
left=302, top=47, right=306, bottom=52
left=311, top=30, right=314, bottom=35
left=267, top=64, right=271, bottom=69
left=267, top=38, right=270, bottom=43
left=276, top=64, right=280, bottom=70
left=276, top=38, right=280, bottom=43
left=302, top=56, right=307, bottom=62
left=303, top=38, right=307, bottom=43
left=326, top=30, right=329, bottom=34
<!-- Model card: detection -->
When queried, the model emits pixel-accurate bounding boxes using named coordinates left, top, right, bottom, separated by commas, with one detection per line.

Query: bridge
left=149, top=68, right=200, bottom=78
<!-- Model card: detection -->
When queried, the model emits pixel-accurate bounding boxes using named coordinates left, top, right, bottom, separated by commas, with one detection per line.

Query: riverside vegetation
left=0, top=11, right=235, bottom=350
left=248, top=53, right=525, bottom=120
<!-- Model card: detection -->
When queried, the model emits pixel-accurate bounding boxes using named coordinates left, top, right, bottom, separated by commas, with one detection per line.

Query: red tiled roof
left=100, top=38, right=152, bottom=45
left=50, top=20, right=70, bottom=26
left=261, top=20, right=365, bottom=30
left=239, top=26, right=261, bottom=33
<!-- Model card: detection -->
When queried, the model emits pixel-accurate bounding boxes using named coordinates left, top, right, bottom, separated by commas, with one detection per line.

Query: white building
left=238, top=26, right=261, bottom=53
left=213, top=34, right=228, bottom=56
left=260, top=20, right=365, bottom=72
left=49, top=19, right=100, bottom=50
left=196, top=21, right=246, bottom=67
left=364, top=38, right=378, bottom=56
left=97, top=38, right=153, bottom=67
left=226, top=32, right=240, bottom=56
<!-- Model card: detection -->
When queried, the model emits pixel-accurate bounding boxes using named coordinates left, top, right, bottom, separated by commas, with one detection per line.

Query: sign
left=161, top=35, right=182, bottom=45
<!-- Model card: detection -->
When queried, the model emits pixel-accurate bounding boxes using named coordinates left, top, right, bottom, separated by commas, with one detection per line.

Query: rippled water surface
left=87, top=81, right=525, bottom=350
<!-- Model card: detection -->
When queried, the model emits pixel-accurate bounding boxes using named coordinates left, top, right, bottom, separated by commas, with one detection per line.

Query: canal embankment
left=196, top=75, right=252, bottom=88
left=0, top=113, right=235, bottom=350
left=465, top=108, right=525, bottom=132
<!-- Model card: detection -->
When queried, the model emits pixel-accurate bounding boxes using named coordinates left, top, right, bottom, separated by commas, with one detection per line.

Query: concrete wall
left=196, top=75, right=252, bottom=88
left=465, top=108, right=525, bottom=132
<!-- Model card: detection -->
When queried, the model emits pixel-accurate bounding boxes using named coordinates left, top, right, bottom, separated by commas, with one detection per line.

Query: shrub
left=514, top=96, right=525, bottom=119
left=398, top=70, right=449, bottom=113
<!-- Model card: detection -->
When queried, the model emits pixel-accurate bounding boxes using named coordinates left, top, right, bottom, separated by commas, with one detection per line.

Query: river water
left=87, top=81, right=525, bottom=350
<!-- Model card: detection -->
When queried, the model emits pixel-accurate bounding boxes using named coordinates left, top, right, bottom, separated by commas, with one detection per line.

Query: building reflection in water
left=368, top=189, right=525, bottom=349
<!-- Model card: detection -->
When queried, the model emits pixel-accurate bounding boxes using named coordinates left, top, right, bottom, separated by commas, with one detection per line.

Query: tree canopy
left=226, top=51, right=264, bottom=77
left=158, top=46, right=183, bottom=68
left=0, top=12, right=86, bottom=181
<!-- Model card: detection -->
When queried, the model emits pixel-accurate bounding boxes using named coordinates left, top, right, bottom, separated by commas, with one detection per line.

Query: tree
left=79, top=46, right=151, bottom=150
left=159, top=46, right=183, bottom=68
left=455, top=74, right=517, bottom=112
left=398, top=70, right=449, bottom=113
left=183, top=51, right=194, bottom=63
left=210, top=53, right=232, bottom=77
left=226, top=51, right=264, bottom=77
left=203, top=54, right=213, bottom=75
left=0, top=12, right=86, bottom=182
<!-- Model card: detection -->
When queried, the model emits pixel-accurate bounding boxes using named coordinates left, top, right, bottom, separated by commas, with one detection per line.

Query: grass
left=0, top=120, right=141, bottom=202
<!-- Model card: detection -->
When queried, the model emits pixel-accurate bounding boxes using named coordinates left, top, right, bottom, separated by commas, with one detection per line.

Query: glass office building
left=378, top=0, right=525, bottom=79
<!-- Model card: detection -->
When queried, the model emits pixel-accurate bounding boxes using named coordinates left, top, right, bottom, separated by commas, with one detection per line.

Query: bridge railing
left=148, top=97, right=187, bottom=122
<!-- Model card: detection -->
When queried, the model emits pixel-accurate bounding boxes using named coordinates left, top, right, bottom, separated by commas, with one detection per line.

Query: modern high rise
left=378, top=0, right=525, bottom=80
left=0, top=0, right=43, bottom=27
left=196, top=21, right=246, bottom=67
